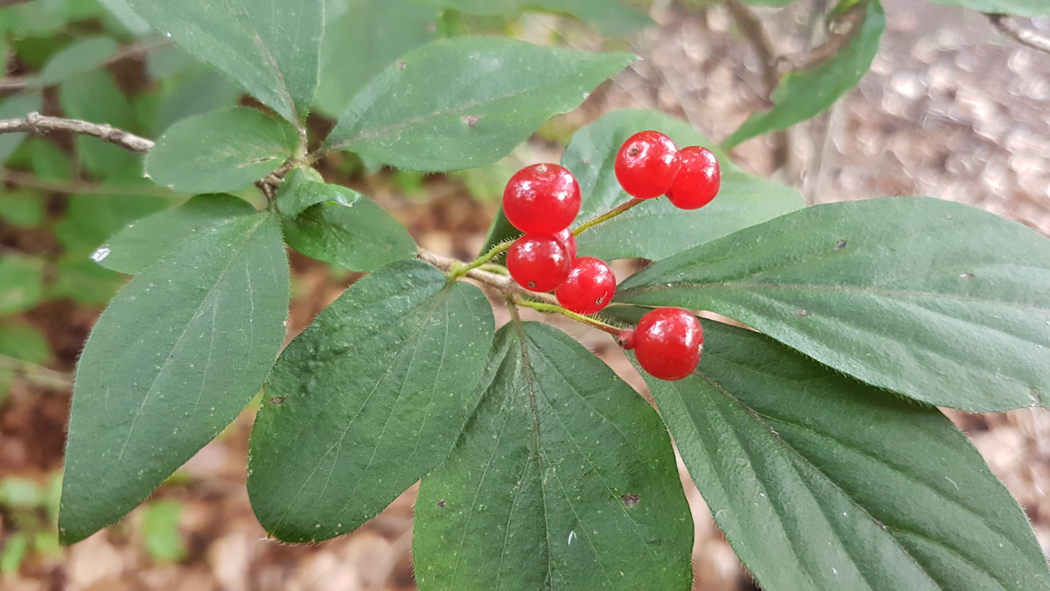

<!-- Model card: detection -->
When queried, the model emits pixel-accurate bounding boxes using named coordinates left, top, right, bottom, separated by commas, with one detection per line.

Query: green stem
left=453, top=241, right=512, bottom=278
left=573, top=198, right=645, bottom=237
left=514, top=298, right=623, bottom=336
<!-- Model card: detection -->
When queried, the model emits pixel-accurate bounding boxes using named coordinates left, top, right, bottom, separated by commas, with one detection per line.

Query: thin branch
left=987, top=13, right=1050, bottom=55
left=0, top=355, right=73, bottom=390
left=417, top=249, right=558, bottom=304
left=0, top=39, right=173, bottom=92
left=725, top=1, right=790, bottom=169
left=0, top=112, right=154, bottom=153
left=0, top=169, right=174, bottom=197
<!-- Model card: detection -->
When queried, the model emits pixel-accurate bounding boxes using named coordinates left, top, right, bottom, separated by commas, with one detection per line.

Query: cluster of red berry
left=500, top=130, right=720, bottom=380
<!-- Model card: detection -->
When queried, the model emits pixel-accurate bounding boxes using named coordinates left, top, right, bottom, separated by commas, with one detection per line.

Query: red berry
left=618, top=329, right=635, bottom=350
left=507, top=234, right=571, bottom=292
left=553, top=228, right=577, bottom=260
left=503, top=163, right=581, bottom=234
left=666, top=146, right=721, bottom=210
left=634, top=308, right=703, bottom=381
left=614, top=131, right=681, bottom=199
left=555, top=257, right=616, bottom=315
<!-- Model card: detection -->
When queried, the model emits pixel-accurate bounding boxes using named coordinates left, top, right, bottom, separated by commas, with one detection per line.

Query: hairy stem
left=573, top=198, right=644, bottom=236
left=513, top=298, right=624, bottom=336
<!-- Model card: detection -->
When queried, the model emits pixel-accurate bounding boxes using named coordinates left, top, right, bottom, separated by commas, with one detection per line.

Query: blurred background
left=1, top=0, right=1049, bottom=589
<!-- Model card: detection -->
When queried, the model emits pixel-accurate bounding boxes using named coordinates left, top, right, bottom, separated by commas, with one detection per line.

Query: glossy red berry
left=555, top=257, right=616, bottom=315
left=503, top=163, right=581, bottom=234
left=634, top=307, right=703, bottom=381
left=614, top=131, right=681, bottom=199
left=507, top=234, right=571, bottom=292
left=666, top=146, right=721, bottom=210
left=553, top=228, right=577, bottom=260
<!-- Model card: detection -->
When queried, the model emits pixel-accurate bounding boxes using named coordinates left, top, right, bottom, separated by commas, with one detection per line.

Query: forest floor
left=3, top=1, right=1050, bottom=589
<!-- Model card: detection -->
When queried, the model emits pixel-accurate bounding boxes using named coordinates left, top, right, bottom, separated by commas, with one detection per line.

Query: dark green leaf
left=723, top=0, right=884, bottom=149
left=141, top=500, right=187, bottom=563
left=641, top=320, right=1050, bottom=591
left=247, top=260, right=493, bottom=542
left=96, top=194, right=256, bottom=275
left=0, top=190, right=45, bottom=228
left=0, top=254, right=44, bottom=315
left=314, top=0, right=438, bottom=118
left=566, top=109, right=805, bottom=261
left=60, top=210, right=289, bottom=544
left=279, top=179, right=417, bottom=272
left=38, top=37, right=118, bottom=87
left=927, top=0, right=1050, bottom=18
left=60, top=70, right=137, bottom=179
left=414, top=321, right=692, bottom=591
left=617, top=197, right=1050, bottom=411
left=0, top=94, right=42, bottom=165
left=145, top=107, right=298, bottom=194
left=126, top=0, right=324, bottom=124
left=324, top=38, right=634, bottom=172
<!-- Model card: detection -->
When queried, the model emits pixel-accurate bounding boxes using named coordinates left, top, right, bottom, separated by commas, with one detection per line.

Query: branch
left=417, top=249, right=558, bottom=305
left=987, top=14, right=1050, bottom=55
left=0, top=112, right=154, bottom=153
left=0, top=355, right=73, bottom=390
left=725, top=1, right=789, bottom=169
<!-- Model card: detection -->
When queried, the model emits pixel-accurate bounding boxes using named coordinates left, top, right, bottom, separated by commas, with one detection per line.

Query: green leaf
left=143, top=66, right=244, bottom=136
left=56, top=194, right=173, bottom=256
left=640, top=320, right=1050, bottom=591
left=324, top=38, right=635, bottom=172
left=48, top=256, right=126, bottom=305
left=0, top=190, right=45, bottom=228
left=60, top=70, right=137, bottom=179
left=96, top=194, right=256, bottom=275
left=278, top=179, right=418, bottom=272
left=60, top=210, right=289, bottom=544
left=417, top=0, right=652, bottom=35
left=0, top=322, right=51, bottom=365
left=0, top=254, right=44, bottom=315
left=0, top=94, right=41, bottom=165
left=0, top=532, right=28, bottom=574
left=126, top=0, right=324, bottom=124
left=927, top=0, right=1050, bottom=18
left=616, top=197, right=1050, bottom=412
left=414, top=321, right=692, bottom=591
left=723, top=0, right=884, bottom=149
left=247, top=259, right=494, bottom=542
left=38, top=37, right=119, bottom=87
left=566, top=109, right=805, bottom=261
left=141, top=499, right=187, bottom=563
left=145, top=107, right=298, bottom=194
left=314, top=0, right=438, bottom=118
left=28, top=138, right=72, bottom=181
left=98, top=0, right=151, bottom=35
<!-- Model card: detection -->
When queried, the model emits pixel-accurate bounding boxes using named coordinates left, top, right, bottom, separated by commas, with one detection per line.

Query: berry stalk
left=513, top=297, right=624, bottom=336
left=572, top=198, right=644, bottom=237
